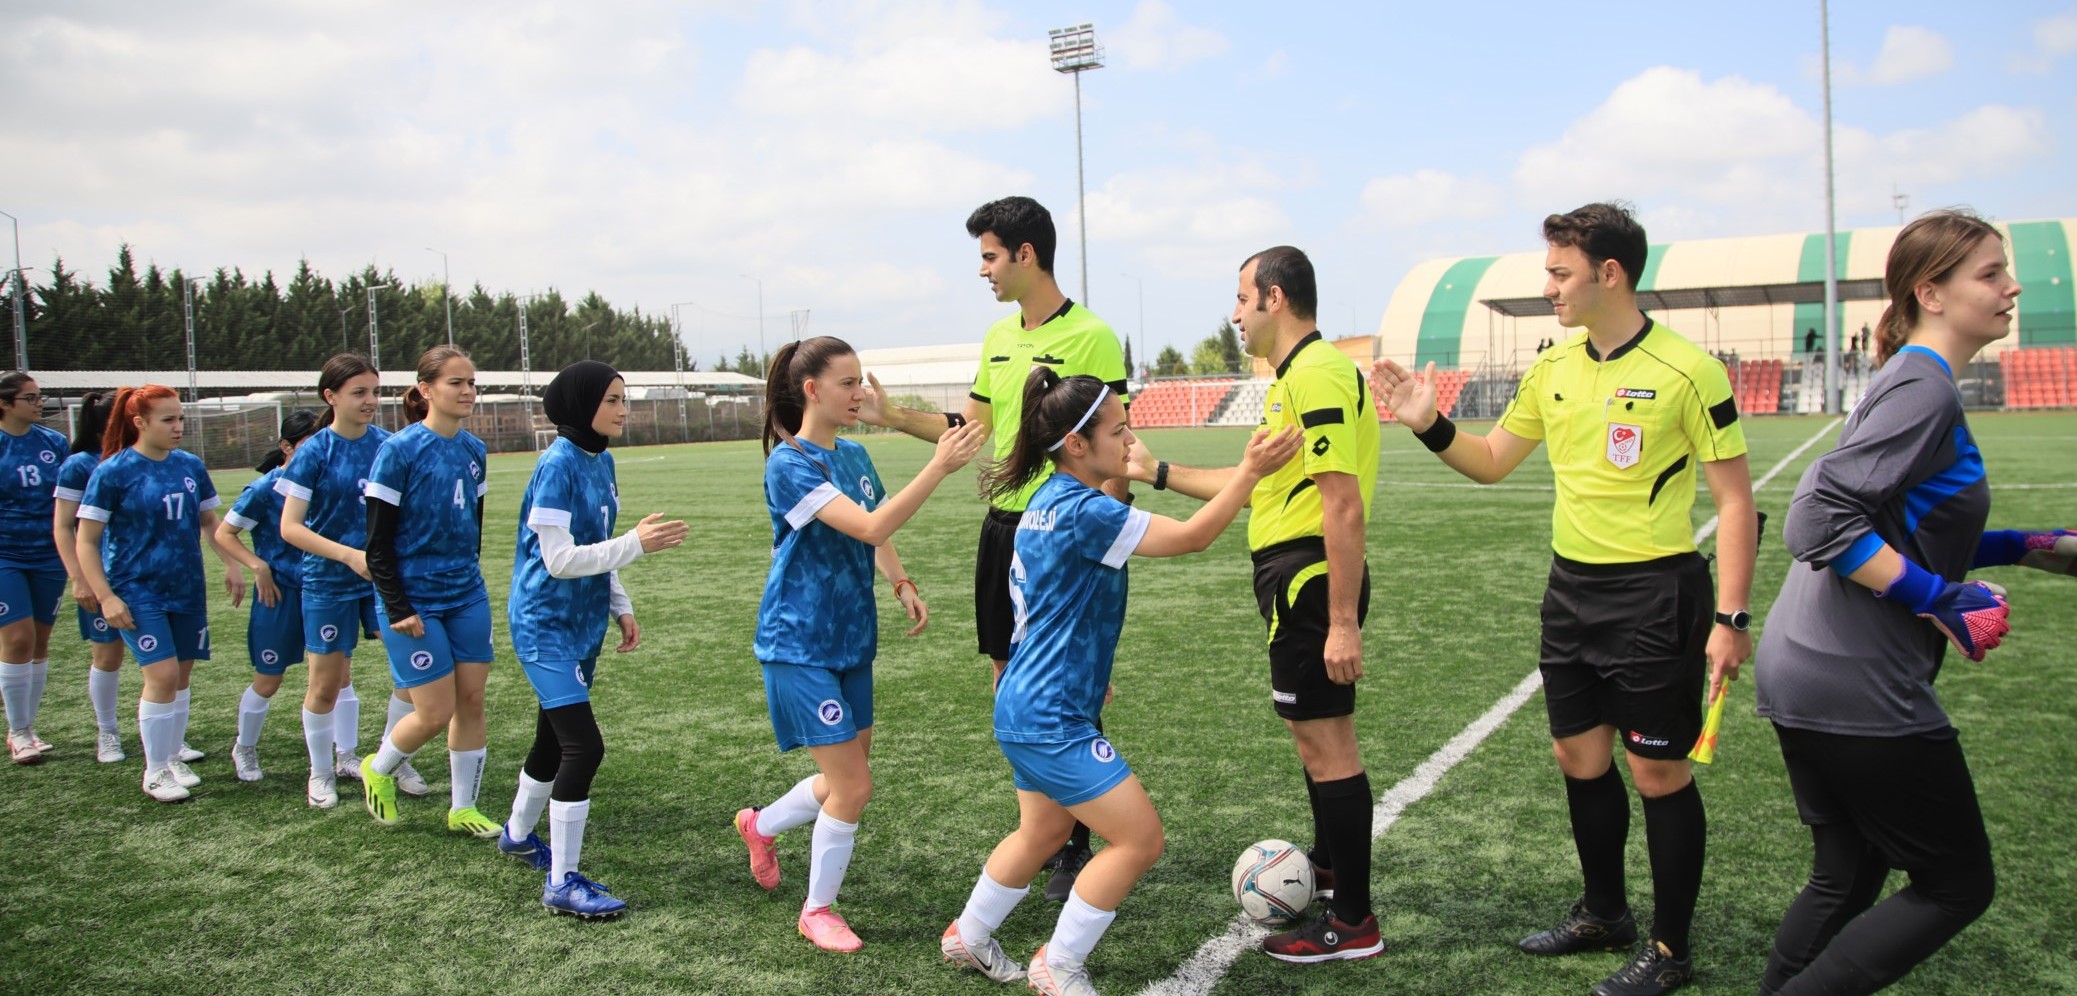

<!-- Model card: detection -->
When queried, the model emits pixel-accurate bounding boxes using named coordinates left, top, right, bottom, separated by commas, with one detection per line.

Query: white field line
left=1383, top=480, right=1554, bottom=491
left=1136, top=416, right=1845, bottom=996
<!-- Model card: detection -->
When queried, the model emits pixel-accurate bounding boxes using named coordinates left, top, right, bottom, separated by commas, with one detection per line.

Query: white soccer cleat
left=28, top=729, right=51, bottom=754
left=333, top=750, right=363, bottom=781
left=8, top=731, right=40, bottom=765
left=177, top=742, right=205, bottom=763
left=395, top=759, right=431, bottom=797
left=167, top=758, right=201, bottom=788
left=307, top=771, right=340, bottom=809
left=143, top=767, right=191, bottom=803
left=96, top=731, right=125, bottom=764
left=941, top=921, right=1027, bottom=983
left=1027, top=945, right=1102, bottom=996
left=233, top=743, right=264, bottom=782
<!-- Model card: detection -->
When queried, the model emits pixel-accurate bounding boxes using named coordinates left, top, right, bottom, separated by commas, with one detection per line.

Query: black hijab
left=543, top=361, right=622, bottom=454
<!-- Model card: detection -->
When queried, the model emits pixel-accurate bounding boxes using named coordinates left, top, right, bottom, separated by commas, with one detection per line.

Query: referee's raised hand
left=1371, top=358, right=1439, bottom=431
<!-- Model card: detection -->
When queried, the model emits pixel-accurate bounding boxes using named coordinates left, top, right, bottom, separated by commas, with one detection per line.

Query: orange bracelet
left=893, top=578, right=918, bottom=600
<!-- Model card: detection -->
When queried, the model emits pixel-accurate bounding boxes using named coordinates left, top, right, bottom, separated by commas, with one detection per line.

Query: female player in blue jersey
left=733, top=335, right=986, bottom=953
left=496, top=360, right=687, bottom=919
left=358, top=345, right=500, bottom=838
left=53, top=392, right=129, bottom=763
left=213, top=410, right=321, bottom=782
left=74, top=385, right=243, bottom=802
left=0, top=372, right=69, bottom=764
left=278, top=354, right=427, bottom=809
left=940, top=370, right=1297, bottom=993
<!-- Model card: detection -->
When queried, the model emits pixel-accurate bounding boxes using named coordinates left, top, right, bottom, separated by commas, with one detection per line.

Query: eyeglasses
left=6, top=394, right=39, bottom=405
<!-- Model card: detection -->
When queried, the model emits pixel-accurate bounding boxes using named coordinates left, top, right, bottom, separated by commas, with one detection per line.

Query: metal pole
left=1821, top=0, right=1842, bottom=415
left=1073, top=71, right=1089, bottom=307
left=339, top=305, right=352, bottom=355
left=183, top=279, right=200, bottom=402
left=368, top=285, right=382, bottom=372
left=427, top=248, right=454, bottom=346
left=1, top=211, right=24, bottom=370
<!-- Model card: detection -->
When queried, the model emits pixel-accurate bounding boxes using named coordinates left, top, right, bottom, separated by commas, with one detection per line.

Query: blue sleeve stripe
left=1831, top=531, right=1886, bottom=576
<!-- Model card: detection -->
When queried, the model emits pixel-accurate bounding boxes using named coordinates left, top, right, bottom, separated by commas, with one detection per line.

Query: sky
left=2, top=0, right=2073, bottom=367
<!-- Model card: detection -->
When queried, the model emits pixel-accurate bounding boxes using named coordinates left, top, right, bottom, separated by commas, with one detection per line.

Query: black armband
left=1413, top=414, right=1458, bottom=453
left=945, top=412, right=966, bottom=429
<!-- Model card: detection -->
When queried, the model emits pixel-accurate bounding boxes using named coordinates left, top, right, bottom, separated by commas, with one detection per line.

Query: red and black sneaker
left=1263, top=911, right=1383, bottom=963
left=1311, top=864, right=1336, bottom=900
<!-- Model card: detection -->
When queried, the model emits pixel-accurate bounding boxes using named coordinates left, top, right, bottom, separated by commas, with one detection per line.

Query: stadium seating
left=1210, top=380, right=1270, bottom=426
left=2002, top=346, right=2076, bottom=409
left=1727, top=358, right=1783, bottom=416
left=1129, top=378, right=1239, bottom=427
left=1371, top=368, right=1469, bottom=422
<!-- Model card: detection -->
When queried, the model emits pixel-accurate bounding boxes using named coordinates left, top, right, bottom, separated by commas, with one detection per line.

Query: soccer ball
left=1231, top=839, right=1314, bottom=927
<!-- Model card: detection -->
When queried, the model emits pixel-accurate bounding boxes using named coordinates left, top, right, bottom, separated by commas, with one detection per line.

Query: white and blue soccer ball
left=1231, top=838, right=1313, bottom=927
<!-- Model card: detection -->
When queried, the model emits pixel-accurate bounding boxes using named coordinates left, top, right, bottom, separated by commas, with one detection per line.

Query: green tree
left=1154, top=344, right=1186, bottom=376
left=1216, top=319, right=1243, bottom=371
left=1190, top=338, right=1229, bottom=375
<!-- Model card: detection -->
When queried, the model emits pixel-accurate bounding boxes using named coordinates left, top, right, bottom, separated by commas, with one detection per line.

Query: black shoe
left=1043, top=844, right=1091, bottom=902
left=1517, top=900, right=1638, bottom=955
left=1591, top=941, right=1693, bottom=996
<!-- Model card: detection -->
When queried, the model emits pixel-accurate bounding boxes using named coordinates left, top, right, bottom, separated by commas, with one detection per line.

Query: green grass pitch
left=3, top=412, right=2073, bottom=994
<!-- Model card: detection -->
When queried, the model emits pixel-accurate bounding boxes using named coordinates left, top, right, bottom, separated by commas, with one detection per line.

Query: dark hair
left=1242, top=246, right=1318, bottom=321
left=0, top=371, right=32, bottom=406
left=979, top=369, right=1109, bottom=504
left=966, top=196, right=1057, bottom=273
left=71, top=391, right=115, bottom=455
left=1543, top=202, right=1649, bottom=291
left=1875, top=208, right=2005, bottom=367
left=315, top=353, right=379, bottom=427
left=762, top=335, right=857, bottom=455
left=102, top=384, right=181, bottom=459
left=403, top=345, right=472, bottom=423
left=256, top=409, right=322, bottom=472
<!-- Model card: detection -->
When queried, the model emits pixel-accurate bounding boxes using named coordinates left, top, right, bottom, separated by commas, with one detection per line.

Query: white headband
left=1046, top=385, right=1111, bottom=451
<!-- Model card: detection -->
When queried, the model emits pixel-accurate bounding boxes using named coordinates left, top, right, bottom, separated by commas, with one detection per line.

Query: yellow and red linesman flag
left=1689, top=685, right=1729, bottom=764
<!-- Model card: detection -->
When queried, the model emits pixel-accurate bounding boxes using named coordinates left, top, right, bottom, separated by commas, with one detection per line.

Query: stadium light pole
left=1049, top=24, right=1103, bottom=307
left=339, top=303, right=355, bottom=354
left=368, top=281, right=401, bottom=372
left=1120, top=271, right=1144, bottom=378
left=1820, top=0, right=1842, bottom=415
left=183, top=277, right=205, bottom=403
left=0, top=210, right=24, bottom=370
left=739, top=273, right=765, bottom=362
left=425, top=247, right=454, bottom=345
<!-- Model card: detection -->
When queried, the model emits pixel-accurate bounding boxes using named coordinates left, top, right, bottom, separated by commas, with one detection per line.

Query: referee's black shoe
left=1591, top=940, right=1693, bottom=996
left=1517, top=900, right=1637, bottom=955
left=1043, top=843, right=1091, bottom=902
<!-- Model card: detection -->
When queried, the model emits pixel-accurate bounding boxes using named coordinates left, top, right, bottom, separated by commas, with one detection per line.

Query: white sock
left=138, top=698, right=179, bottom=772
left=28, top=659, right=47, bottom=720
left=173, top=687, right=191, bottom=749
left=956, top=869, right=1030, bottom=946
left=1, top=660, right=30, bottom=732
left=333, top=683, right=360, bottom=756
left=237, top=686, right=272, bottom=747
left=371, top=734, right=412, bottom=776
left=549, top=798, right=591, bottom=884
left=755, top=775, right=823, bottom=837
left=804, top=811, right=858, bottom=911
left=89, top=668, right=121, bottom=732
left=507, top=771, right=553, bottom=840
left=384, top=693, right=413, bottom=739
left=1046, top=890, right=1119, bottom=970
left=302, top=708, right=336, bottom=776
left=450, top=747, right=487, bottom=811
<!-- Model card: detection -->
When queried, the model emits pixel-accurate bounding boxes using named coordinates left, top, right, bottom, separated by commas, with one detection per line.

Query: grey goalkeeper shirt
left=1755, top=347, right=1992, bottom=737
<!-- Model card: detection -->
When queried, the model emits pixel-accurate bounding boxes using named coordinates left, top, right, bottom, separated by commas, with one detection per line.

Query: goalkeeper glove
left=1976, top=529, right=2077, bottom=576
left=1878, top=557, right=2011, bottom=662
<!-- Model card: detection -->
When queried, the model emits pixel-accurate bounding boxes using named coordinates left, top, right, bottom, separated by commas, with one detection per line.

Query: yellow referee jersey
left=1249, top=332, right=1379, bottom=551
left=1497, top=319, right=1747, bottom=564
left=970, top=301, right=1130, bottom=513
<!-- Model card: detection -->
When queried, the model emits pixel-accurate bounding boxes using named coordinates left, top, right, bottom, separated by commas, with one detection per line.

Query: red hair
left=103, top=385, right=182, bottom=459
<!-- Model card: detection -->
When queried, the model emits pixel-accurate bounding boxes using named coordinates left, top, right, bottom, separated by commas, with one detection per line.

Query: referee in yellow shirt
left=1375, top=203, right=1756, bottom=996
left=1129, top=246, right=1385, bottom=964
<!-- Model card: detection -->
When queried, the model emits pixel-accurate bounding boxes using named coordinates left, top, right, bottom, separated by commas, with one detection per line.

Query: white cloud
left=1358, top=170, right=1504, bottom=229
left=1106, top=0, right=1229, bottom=72
left=2011, top=11, right=2077, bottom=73
left=1837, top=25, right=1954, bottom=86
left=1080, top=151, right=1294, bottom=278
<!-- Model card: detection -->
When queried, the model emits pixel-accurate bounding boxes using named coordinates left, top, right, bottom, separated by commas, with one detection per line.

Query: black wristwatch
left=1152, top=460, right=1170, bottom=491
left=1714, top=609, right=1752, bottom=631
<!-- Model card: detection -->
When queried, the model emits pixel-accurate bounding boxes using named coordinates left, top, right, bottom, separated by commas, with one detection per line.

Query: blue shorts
left=0, top=566, right=64, bottom=627
left=522, top=656, right=600, bottom=710
left=1000, top=731, right=1133, bottom=807
left=78, top=605, right=121, bottom=644
left=303, top=592, right=381, bottom=656
left=378, top=596, right=494, bottom=690
left=761, top=662, right=873, bottom=752
left=249, top=584, right=305, bottom=675
left=122, top=607, right=212, bottom=667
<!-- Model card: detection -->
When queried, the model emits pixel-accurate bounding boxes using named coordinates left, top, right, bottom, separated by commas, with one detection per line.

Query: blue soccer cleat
left=497, top=827, right=552, bottom=871
left=543, top=871, right=627, bottom=920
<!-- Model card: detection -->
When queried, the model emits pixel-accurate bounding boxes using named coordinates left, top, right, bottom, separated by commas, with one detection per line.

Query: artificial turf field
left=3, top=411, right=2074, bottom=996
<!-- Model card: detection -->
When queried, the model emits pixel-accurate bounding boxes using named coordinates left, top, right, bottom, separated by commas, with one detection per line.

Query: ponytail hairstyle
left=255, top=409, right=322, bottom=472
left=101, top=384, right=181, bottom=459
left=1874, top=208, right=2005, bottom=368
left=315, top=353, right=379, bottom=427
left=979, top=369, right=1109, bottom=504
left=71, top=391, right=115, bottom=455
left=403, top=344, right=471, bottom=424
left=761, top=335, right=857, bottom=455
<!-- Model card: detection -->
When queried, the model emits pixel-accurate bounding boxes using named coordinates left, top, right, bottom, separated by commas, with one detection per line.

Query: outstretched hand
left=1371, top=358, right=1441, bottom=432
left=1239, top=426, right=1302, bottom=477
left=2018, top=530, right=2077, bottom=576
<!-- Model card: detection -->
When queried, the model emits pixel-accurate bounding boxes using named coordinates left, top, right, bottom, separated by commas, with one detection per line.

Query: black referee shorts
left=1251, top=537, right=1370, bottom=722
left=1773, top=723, right=1992, bottom=871
left=1539, top=551, right=1711, bottom=760
left=974, top=508, right=1022, bottom=660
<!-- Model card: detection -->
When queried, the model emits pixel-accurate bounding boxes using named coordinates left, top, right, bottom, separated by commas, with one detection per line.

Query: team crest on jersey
left=38, top=450, right=55, bottom=463
left=574, top=664, right=590, bottom=688
left=409, top=650, right=434, bottom=671
left=1269, top=403, right=1282, bottom=413
left=137, top=634, right=159, bottom=653
left=859, top=475, right=876, bottom=503
left=1090, top=737, right=1117, bottom=763
left=817, top=699, right=845, bottom=726
left=319, top=624, right=340, bottom=642
left=260, top=649, right=279, bottom=666
left=468, top=461, right=481, bottom=480
left=0, top=602, right=8, bottom=617
left=92, top=617, right=109, bottom=633
left=183, top=477, right=197, bottom=493
left=1606, top=423, right=1642, bottom=469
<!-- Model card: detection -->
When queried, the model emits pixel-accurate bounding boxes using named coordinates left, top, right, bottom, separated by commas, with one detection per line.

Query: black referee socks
left=1565, top=765, right=1631, bottom=920
left=1642, top=779, right=1705, bottom=961
left=1303, top=769, right=1332, bottom=870
left=1313, top=771, right=1373, bottom=924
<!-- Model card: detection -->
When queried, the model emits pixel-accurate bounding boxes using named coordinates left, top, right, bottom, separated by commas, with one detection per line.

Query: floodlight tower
left=1049, top=23, right=1103, bottom=307
left=183, top=277, right=205, bottom=402
left=368, top=281, right=401, bottom=372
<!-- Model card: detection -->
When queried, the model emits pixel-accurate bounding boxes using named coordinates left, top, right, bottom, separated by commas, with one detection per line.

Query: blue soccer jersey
left=76, top=447, right=220, bottom=613
left=275, top=424, right=389, bottom=599
left=754, top=437, right=887, bottom=671
left=0, top=423, right=67, bottom=570
left=225, top=468, right=301, bottom=589
left=54, top=451, right=99, bottom=507
left=510, top=437, right=620, bottom=663
left=994, top=473, right=1151, bottom=744
left=364, top=422, right=487, bottom=613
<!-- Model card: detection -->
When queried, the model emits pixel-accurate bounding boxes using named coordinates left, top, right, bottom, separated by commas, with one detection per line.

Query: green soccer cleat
left=360, top=755, right=399, bottom=826
left=448, top=806, right=502, bottom=838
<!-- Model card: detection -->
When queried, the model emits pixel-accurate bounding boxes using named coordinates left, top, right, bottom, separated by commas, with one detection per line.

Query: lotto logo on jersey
left=319, top=624, right=340, bottom=642
left=1090, top=737, right=1117, bottom=763
left=260, top=649, right=279, bottom=665
left=1614, top=388, right=1657, bottom=400
left=409, top=650, right=434, bottom=671
left=1606, top=423, right=1642, bottom=469
left=137, top=634, right=159, bottom=653
left=817, top=699, right=845, bottom=726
